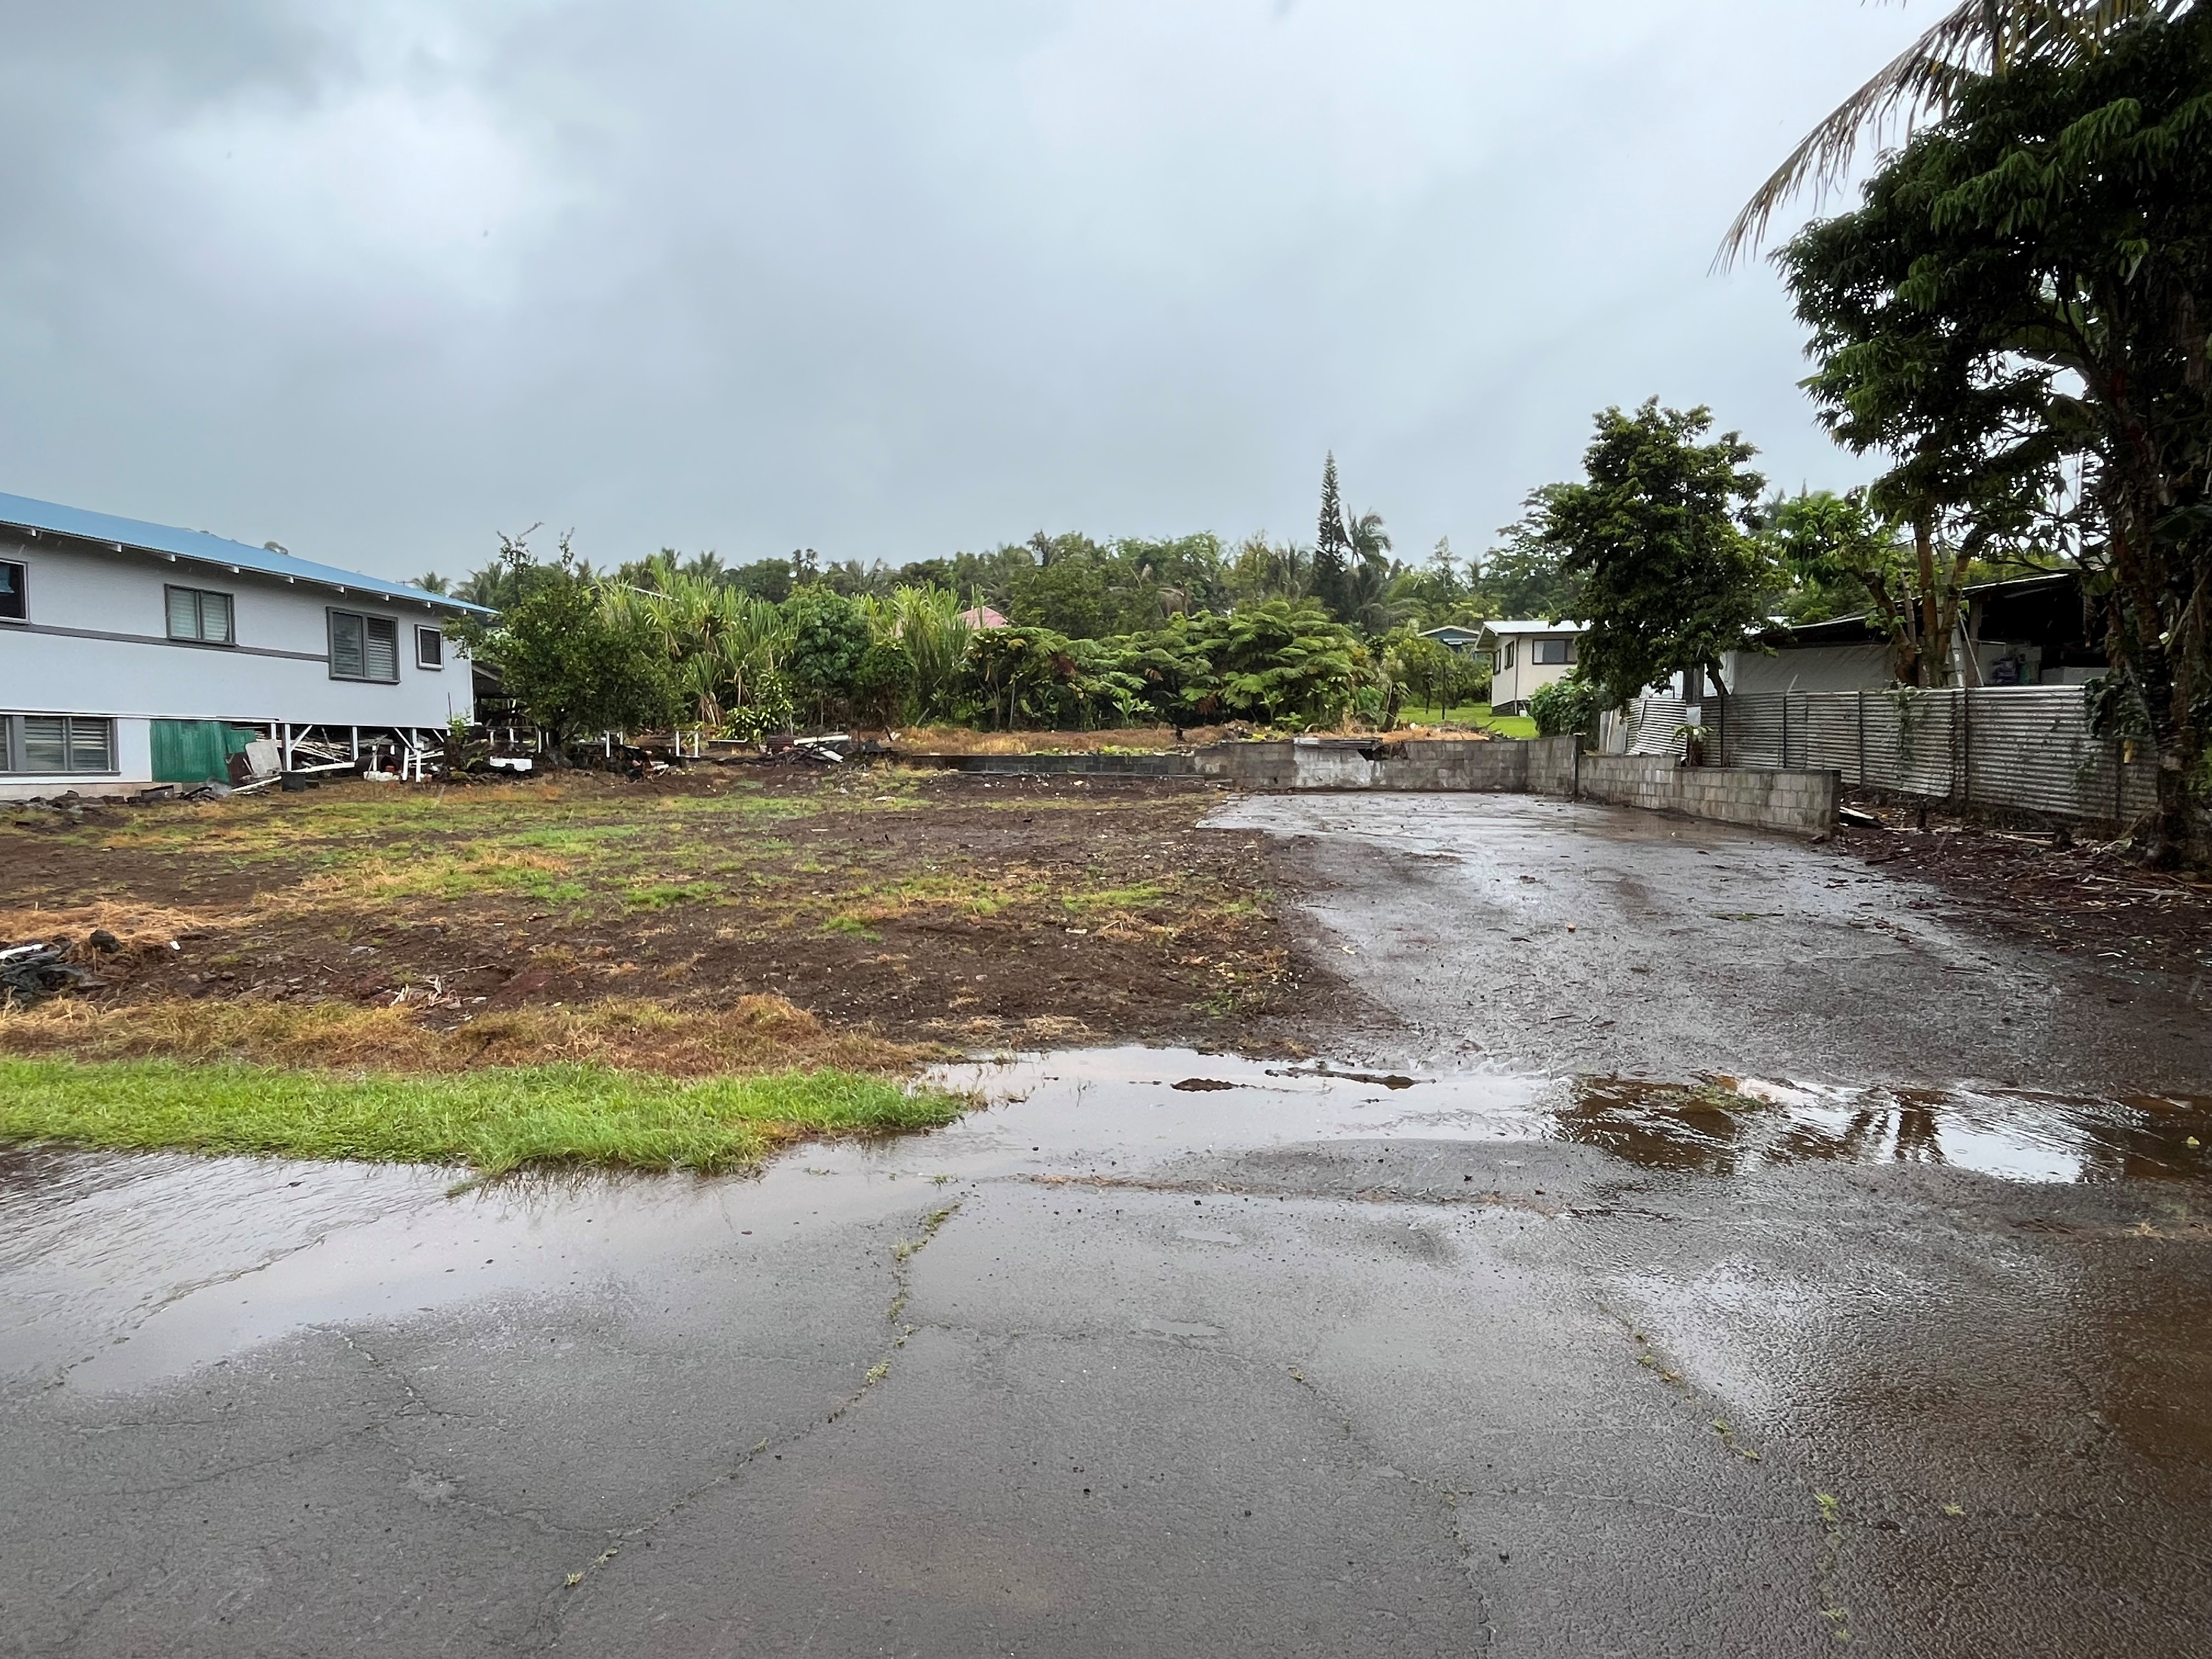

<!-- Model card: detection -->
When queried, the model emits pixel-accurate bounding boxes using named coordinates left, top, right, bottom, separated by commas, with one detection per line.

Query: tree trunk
left=2147, top=562, right=2209, bottom=867
left=2102, top=499, right=2201, bottom=867
left=1915, top=517, right=1942, bottom=688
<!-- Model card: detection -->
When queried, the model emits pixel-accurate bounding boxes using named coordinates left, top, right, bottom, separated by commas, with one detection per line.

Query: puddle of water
left=3, top=1046, right=2203, bottom=1398
left=0, top=1049, right=1547, bottom=1396
left=1557, top=1076, right=2212, bottom=1186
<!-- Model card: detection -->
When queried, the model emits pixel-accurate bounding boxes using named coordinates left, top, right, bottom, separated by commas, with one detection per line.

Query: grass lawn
left=0, top=1056, right=965, bottom=1176
left=1397, top=703, right=1539, bottom=740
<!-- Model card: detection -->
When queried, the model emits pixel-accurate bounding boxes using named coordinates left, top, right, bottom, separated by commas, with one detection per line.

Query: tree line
left=422, top=460, right=1578, bottom=647
left=440, top=528, right=1489, bottom=746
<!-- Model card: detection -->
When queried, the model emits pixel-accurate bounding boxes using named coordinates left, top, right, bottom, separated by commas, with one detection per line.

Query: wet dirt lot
left=1, top=770, right=1314, bottom=1049
left=5, top=793, right=2211, bottom=1657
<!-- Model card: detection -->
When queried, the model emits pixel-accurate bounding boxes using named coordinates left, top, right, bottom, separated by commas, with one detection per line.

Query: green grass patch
left=624, top=879, right=723, bottom=911
left=506, top=825, right=650, bottom=851
left=0, top=1058, right=964, bottom=1176
left=1401, top=703, right=1539, bottom=739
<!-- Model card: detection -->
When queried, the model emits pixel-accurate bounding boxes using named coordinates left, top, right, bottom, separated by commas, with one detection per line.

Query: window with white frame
left=329, top=609, right=400, bottom=682
left=166, top=585, right=235, bottom=645
left=1533, top=637, right=1577, bottom=666
left=0, top=714, right=115, bottom=775
left=415, top=624, right=444, bottom=669
left=0, top=560, right=25, bottom=622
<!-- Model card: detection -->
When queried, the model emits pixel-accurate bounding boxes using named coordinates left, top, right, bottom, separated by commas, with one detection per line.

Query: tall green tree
left=1752, top=489, right=1917, bottom=637
left=1780, top=6, right=2212, bottom=860
left=1542, top=402, right=1773, bottom=707
left=1313, top=453, right=1354, bottom=621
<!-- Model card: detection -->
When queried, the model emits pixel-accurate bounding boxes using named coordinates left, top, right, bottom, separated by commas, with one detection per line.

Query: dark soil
left=1826, top=794, right=2212, bottom=979
left=1, top=768, right=1338, bottom=1051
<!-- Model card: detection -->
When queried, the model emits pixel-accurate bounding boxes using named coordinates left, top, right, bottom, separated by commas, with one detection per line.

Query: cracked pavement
left=4, top=795, right=2210, bottom=1657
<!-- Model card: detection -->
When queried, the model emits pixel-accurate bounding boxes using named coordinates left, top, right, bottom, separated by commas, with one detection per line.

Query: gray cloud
left=0, top=1, right=1928, bottom=580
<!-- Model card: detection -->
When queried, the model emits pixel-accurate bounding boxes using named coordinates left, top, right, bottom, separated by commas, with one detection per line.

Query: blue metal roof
left=0, top=489, right=494, bottom=614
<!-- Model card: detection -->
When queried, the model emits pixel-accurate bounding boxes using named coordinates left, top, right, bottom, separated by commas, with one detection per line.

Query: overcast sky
left=0, top=1, right=1931, bottom=584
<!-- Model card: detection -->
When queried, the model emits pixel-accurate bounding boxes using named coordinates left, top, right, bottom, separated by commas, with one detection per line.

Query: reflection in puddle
left=1558, top=1076, right=2212, bottom=1185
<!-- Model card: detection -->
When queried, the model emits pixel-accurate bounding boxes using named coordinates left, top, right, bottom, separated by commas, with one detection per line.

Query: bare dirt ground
left=1826, top=793, right=2212, bottom=979
left=0, top=768, right=1329, bottom=1058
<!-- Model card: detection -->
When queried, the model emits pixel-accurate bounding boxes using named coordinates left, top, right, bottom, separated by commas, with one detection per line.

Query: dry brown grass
left=0, top=994, right=936, bottom=1078
left=1372, top=726, right=1499, bottom=745
left=0, top=900, right=234, bottom=952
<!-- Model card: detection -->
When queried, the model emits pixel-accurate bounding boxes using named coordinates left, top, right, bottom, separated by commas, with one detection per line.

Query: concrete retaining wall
left=902, top=736, right=1839, bottom=837
left=1190, top=737, right=1573, bottom=792
left=1188, top=736, right=1837, bottom=836
left=1573, top=756, right=1838, bottom=836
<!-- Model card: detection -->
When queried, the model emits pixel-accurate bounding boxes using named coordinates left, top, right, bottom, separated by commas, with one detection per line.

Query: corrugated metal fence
left=1619, top=686, right=2159, bottom=824
left=1614, top=697, right=1691, bottom=757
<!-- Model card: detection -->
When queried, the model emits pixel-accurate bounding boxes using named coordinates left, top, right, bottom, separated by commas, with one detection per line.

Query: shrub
left=1528, top=676, right=1606, bottom=740
left=725, top=669, right=797, bottom=741
left=852, top=640, right=918, bottom=727
left=783, top=586, right=872, bottom=726
left=476, top=556, right=682, bottom=744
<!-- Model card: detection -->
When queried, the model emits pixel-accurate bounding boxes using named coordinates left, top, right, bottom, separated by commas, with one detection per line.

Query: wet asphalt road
left=4, top=794, right=2210, bottom=1658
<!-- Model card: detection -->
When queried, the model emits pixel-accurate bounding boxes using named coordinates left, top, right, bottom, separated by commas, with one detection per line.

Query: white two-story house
left=1, top=490, right=490, bottom=799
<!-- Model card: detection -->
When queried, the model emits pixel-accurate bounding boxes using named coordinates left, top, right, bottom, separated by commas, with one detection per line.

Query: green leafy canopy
left=1541, top=400, right=1774, bottom=707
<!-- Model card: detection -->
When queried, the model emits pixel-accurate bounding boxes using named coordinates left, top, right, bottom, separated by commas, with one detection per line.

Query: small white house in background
left=0, top=490, right=490, bottom=799
left=1482, top=619, right=1587, bottom=715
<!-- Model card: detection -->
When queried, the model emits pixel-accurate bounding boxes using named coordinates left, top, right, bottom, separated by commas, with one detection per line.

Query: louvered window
left=329, top=610, right=400, bottom=682
left=165, top=585, right=235, bottom=644
left=2, top=715, right=114, bottom=774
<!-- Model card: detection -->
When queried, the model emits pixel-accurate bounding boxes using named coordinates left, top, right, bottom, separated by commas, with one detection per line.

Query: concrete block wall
left=1190, top=738, right=1545, bottom=792
left=1372, top=740, right=1535, bottom=791
left=1575, top=756, right=1838, bottom=837
left=1187, top=736, right=1837, bottom=836
left=1523, top=736, right=1580, bottom=797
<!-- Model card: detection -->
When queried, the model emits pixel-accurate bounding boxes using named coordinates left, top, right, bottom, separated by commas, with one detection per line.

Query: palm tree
left=1722, top=1, right=2191, bottom=260
left=1347, top=511, right=1391, bottom=565
left=679, top=550, right=729, bottom=586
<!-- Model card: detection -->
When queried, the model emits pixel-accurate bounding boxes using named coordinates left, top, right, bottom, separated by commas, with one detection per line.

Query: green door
left=151, top=720, right=257, bottom=783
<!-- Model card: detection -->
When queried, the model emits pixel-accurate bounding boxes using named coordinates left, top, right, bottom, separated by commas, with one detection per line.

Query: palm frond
left=1719, top=0, right=2190, bottom=265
